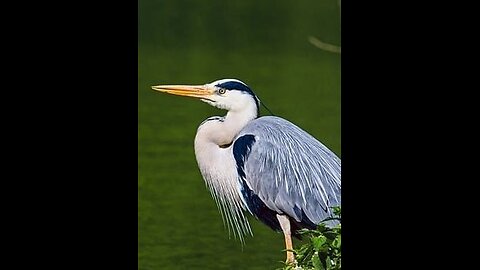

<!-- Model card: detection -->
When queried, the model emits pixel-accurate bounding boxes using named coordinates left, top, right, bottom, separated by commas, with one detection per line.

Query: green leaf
left=325, top=256, right=332, bottom=270
left=312, top=252, right=324, bottom=270
left=312, top=235, right=327, bottom=251
left=296, top=244, right=314, bottom=265
left=332, top=206, right=341, bottom=217
left=332, top=234, right=341, bottom=249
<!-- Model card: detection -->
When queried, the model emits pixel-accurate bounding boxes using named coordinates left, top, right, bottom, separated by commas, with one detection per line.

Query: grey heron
left=151, top=79, right=341, bottom=264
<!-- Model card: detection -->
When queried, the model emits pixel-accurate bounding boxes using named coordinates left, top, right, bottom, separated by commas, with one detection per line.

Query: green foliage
left=280, top=207, right=341, bottom=270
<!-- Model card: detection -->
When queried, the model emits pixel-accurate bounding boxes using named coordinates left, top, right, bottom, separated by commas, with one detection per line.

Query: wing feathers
left=236, top=116, right=341, bottom=228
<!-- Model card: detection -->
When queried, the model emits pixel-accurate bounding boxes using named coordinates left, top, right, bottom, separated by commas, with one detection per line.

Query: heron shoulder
left=239, top=116, right=289, bottom=132
left=238, top=116, right=317, bottom=143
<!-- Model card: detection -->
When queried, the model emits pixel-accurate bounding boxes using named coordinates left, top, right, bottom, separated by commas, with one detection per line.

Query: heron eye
left=218, top=88, right=226, bottom=95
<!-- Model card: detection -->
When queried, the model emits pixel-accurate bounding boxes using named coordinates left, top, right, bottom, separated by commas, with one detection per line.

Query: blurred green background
left=138, top=0, right=340, bottom=269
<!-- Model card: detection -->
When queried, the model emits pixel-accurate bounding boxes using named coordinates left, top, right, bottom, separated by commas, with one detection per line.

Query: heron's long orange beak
left=151, top=84, right=214, bottom=99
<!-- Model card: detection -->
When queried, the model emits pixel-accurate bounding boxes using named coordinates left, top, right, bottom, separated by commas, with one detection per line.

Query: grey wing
left=238, top=116, right=341, bottom=227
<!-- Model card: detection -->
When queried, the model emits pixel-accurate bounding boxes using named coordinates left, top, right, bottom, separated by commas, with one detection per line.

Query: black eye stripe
left=215, top=81, right=252, bottom=93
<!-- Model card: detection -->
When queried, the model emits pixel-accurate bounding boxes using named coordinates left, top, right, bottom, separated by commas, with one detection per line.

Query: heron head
left=152, top=79, right=259, bottom=113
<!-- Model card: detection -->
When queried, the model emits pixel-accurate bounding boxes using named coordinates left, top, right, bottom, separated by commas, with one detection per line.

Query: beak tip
left=151, top=85, right=162, bottom=92
left=149, top=84, right=212, bottom=98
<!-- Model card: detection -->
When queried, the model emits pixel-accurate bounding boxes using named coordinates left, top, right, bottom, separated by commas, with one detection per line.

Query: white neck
left=222, top=106, right=257, bottom=142
left=192, top=101, right=258, bottom=241
left=198, top=99, right=258, bottom=146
